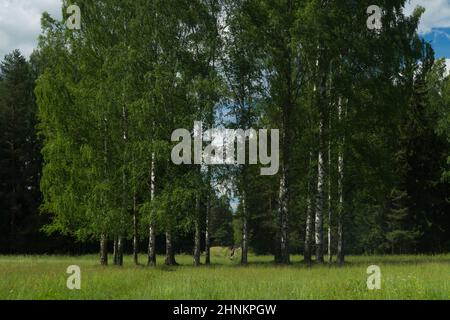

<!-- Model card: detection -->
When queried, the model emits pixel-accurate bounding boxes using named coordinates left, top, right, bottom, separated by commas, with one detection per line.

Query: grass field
left=1, top=250, right=449, bottom=300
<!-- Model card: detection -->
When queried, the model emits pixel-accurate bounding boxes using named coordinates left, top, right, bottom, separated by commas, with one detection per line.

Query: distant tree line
left=0, top=0, right=449, bottom=264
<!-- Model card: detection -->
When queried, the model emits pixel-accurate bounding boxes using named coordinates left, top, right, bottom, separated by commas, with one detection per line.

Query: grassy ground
left=0, top=250, right=449, bottom=300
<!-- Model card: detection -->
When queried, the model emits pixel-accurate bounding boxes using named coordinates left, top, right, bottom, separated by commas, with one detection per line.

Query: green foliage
left=2, top=0, right=450, bottom=258
left=0, top=50, right=44, bottom=252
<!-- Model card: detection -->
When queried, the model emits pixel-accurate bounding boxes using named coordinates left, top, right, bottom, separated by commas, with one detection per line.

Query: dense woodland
left=1, top=0, right=450, bottom=266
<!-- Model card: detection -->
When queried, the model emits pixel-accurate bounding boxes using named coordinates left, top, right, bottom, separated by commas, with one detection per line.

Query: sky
left=404, top=0, right=450, bottom=70
left=0, top=0, right=449, bottom=67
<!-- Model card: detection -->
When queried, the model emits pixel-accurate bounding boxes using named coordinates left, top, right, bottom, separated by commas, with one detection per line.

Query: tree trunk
left=278, top=168, right=290, bottom=264
left=314, top=52, right=328, bottom=264
left=9, top=104, right=17, bottom=253
left=102, top=117, right=109, bottom=266
left=100, top=235, right=108, bottom=266
left=118, top=104, right=127, bottom=267
left=337, top=97, right=345, bottom=265
left=304, top=152, right=314, bottom=264
left=113, top=237, right=118, bottom=265
left=315, top=118, right=325, bottom=263
left=117, top=236, right=124, bottom=266
left=148, top=225, right=156, bottom=266
left=193, top=194, right=201, bottom=266
left=328, top=114, right=333, bottom=264
left=10, top=147, right=17, bottom=252
left=165, top=231, right=177, bottom=266
left=205, top=187, right=211, bottom=265
left=133, top=192, right=139, bottom=265
left=241, top=193, right=248, bottom=265
left=148, top=153, right=156, bottom=266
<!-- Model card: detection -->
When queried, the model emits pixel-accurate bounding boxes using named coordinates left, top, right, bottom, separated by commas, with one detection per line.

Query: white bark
left=148, top=153, right=156, bottom=266
left=205, top=187, right=211, bottom=265
left=315, top=117, right=325, bottom=263
left=304, top=152, right=314, bottom=263
left=117, top=236, right=124, bottom=266
left=165, top=231, right=176, bottom=266
left=133, top=192, right=139, bottom=265
left=278, top=169, right=289, bottom=264
left=328, top=111, right=332, bottom=264
left=117, top=104, right=127, bottom=267
left=337, top=97, right=345, bottom=265
left=194, top=193, right=201, bottom=266
left=241, top=193, right=248, bottom=265
left=100, top=235, right=108, bottom=266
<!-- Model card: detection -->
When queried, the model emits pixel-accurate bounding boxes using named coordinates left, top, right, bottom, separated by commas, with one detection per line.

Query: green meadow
left=1, top=250, right=449, bottom=300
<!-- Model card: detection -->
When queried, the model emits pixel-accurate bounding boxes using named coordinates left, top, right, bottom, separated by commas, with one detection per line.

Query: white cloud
left=445, top=59, right=450, bottom=75
left=0, top=0, right=62, bottom=59
left=404, top=0, right=450, bottom=34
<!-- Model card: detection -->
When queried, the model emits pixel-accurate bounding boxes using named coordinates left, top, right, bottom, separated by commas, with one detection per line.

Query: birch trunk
left=337, top=97, right=345, bottom=265
left=148, top=153, right=156, bottom=266
left=100, top=235, right=108, bottom=266
left=117, top=236, right=124, bottom=266
left=148, top=225, right=156, bottom=266
left=304, top=152, right=314, bottom=264
left=241, top=193, right=248, bottom=265
left=194, top=194, right=201, bottom=266
left=278, top=168, right=290, bottom=264
left=314, top=52, right=328, bottom=264
left=205, top=187, right=211, bottom=265
left=165, top=231, right=177, bottom=266
left=277, top=36, right=293, bottom=264
left=118, top=104, right=127, bottom=267
left=133, top=192, right=139, bottom=265
left=113, top=237, right=118, bottom=265
left=102, top=117, right=109, bottom=266
left=328, top=113, right=333, bottom=264
left=315, top=118, right=325, bottom=263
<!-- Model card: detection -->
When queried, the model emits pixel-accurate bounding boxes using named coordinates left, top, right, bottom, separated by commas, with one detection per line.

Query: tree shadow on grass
left=133, top=254, right=450, bottom=270
left=198, top=255, right=450, bottom=269
left=339, top=257, right=450, bottom=267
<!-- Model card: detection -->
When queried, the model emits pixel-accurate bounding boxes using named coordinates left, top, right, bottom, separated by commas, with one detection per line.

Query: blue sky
left=404, top=0, right=450, bottom=68
left=422, top=28, right=450, bottom=60
left=0, top=0, right=449, bottom=67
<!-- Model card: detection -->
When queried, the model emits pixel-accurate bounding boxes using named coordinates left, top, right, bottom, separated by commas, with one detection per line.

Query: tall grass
left=0, top=253, right=449, bottom=300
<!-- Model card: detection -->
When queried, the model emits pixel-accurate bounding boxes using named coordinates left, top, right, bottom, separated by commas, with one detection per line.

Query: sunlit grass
left=0, top=252, right=449, bottom=300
